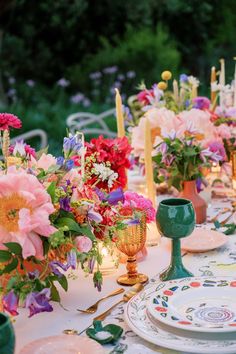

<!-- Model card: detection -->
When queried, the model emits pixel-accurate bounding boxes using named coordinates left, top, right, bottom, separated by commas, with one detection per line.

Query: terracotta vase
left=179, top=180, right=207, bottom=224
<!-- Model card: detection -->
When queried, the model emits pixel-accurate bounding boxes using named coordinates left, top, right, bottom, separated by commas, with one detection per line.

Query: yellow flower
left=161, top=71, right=172, bottom=81
left=158, top=81, right=167, bottom=90
left=7, top=156, right=22, bottom=166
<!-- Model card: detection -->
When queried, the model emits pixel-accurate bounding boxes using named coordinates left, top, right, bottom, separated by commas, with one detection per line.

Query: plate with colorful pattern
left=125, top=277, right=236, bottom=354
left=147, top=276, right=236, bottom=333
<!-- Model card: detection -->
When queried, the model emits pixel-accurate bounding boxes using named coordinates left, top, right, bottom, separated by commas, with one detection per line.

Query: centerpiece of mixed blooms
left=0, top=112, right=154, bottom=318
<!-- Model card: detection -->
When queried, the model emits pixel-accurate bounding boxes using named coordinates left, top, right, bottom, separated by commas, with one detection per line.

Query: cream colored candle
left=211, top=66, right=217, bottom=104
left=115, top=88, right=125, bottom=138
left=144, top=118, right=155, bottom=206
left=173, top=79, right=179, bottom=103
left=219, top=58, right=225, bottom=86
left=234, top=58, right=236, bottom=107
left=191, top=85, right=198, bottom=99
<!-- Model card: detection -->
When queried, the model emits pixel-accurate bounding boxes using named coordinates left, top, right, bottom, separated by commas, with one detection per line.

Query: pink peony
left=75, top=236, right=92, bottom=253
left=123, top=191, right=156, bottom=223
left=30, top=153, right=57, bottom=170
left=0, top=113, right=22, bottom=130
left=131, top=108, right=182, bottom=157
left=0, top=171, right=56, bottom=259
left=216, top=124, right=232, bottom=140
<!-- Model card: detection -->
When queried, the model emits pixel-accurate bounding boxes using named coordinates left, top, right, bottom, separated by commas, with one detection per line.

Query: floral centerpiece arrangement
left=153, top=129, right=223, bottom=223
left=0, top=113, right=154, bottom=317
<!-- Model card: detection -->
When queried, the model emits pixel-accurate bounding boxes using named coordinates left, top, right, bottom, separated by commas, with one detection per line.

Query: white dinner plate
left=125, top=277, right=236, bottom=354
left=147, top=276, right=236, bottom=333
left=19, top=335, right=105, bottom=354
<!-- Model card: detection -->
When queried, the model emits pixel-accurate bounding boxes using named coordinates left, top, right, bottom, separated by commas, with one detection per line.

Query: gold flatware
left=208, top=207, right=231, bottom=223
left=77, top=288, right=125, bottom=314
left=93, top=283, right=144, bottom=322
left=221, top=212, right=235, bottom=226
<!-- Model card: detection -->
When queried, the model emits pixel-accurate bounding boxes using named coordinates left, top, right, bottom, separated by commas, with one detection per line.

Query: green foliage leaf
left=4, top=242, right=22, bottom=255
left=50, top=283, right=61, bottom=302
left=47, top=181, right=56, bottom=203
left=0, top=258, right=18, bottom=275
left=0, top=250, right=12, bottom=262
left=57, top=275, right=68, bottom=291
left=214, top=220, right=221, bottom=229
left=56, top=217, right=95, bottom=239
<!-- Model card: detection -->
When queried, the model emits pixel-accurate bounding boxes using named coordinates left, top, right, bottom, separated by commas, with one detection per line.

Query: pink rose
left=216, top=124, right=232, bottom=140
left=75, top=236, right=92, bottom=253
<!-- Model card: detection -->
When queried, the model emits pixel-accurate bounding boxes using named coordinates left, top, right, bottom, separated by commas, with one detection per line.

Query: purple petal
left=88, top=209, right=103, bottom=223
left=25, top=288, right=53, bottom=317
left=106, top=188, right=124, bottom=205
left=3, top=290, right=19, bottom=316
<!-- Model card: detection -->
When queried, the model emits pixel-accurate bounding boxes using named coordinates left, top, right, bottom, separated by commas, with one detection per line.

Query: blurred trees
left=0, top=0, right=236, bottom=88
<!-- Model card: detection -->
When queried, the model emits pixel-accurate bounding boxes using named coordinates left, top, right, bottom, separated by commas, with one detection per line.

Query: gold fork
left=208, top=207, right=231, bottom=223
left=93, top=283, right=144, bottom=321
left=77, top=288, right=124, bottom=314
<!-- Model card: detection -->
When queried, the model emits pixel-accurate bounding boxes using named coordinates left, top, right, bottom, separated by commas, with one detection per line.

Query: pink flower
left=0, top=113, right=22, bottom=130
left=75, top=236, right=92, bottom=253
left=131, top=108, right=182, bottom=157
left=207, top=140, right=227, bottom=161
left=30, top=153, right=57, bottom=170
left=0, top=171, right=56, bottom=259
left=216, top=124, right=232, bottom=140
left=123, top=191, right=156, bottom=223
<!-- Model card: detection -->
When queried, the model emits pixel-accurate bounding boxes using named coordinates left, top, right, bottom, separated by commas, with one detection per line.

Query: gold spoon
left=208, top=207, right=231, bottom=223
left=77, top=288, right=125, bottom=314
left=93, top=282, right=144, bottom=321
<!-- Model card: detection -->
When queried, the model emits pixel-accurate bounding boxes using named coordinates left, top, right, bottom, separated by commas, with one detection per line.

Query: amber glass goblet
left=116, top=216, right=148, bottom=286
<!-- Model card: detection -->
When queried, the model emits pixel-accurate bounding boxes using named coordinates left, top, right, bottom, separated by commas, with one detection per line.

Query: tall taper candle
left=173, top=79, right=179, bottom=103
left=211, top=66, right=217, bottom=104
left=144, top=119, right=155, bottom=206
left=191, top=85, right=198, bottom=99
left=115, top=88, right=125, bottom=138
left=219, top=58, right=225, bottom=86
left=234, top=58, right=236, bottom=107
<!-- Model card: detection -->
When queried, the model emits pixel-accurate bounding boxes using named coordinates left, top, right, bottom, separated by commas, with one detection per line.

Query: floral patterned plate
left=125, top=277, right=236, bottom=354
left=147, top=276, right=236, bottom=333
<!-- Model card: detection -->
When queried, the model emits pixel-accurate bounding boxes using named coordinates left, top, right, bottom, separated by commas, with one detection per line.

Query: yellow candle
left=115, top=88, right=125, bottom=138
left=191, top=85, right=198, bottom=99
left=211, top=66, right=217, bottom=104
left=144, top=119, right=156, bottom=206
left=234, top=58, right=236, bottom=107
left=173, top=79, right=179, bottom=103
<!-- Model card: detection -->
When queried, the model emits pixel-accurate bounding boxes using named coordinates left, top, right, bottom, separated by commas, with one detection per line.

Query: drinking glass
left=156, top=198, right=195, bottom=281
left=0, top=312, right=15, bottom=354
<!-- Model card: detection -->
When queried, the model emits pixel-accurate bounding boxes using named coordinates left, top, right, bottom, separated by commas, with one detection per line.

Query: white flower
left=13, top=140, right=26, bottom=156
left=93, top=163, right=118, bottom=188
left=188, top=76, right=200, bottom=87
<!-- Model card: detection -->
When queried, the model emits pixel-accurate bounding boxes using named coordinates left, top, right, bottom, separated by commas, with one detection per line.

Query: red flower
left=85, top=136, right=132, bottom=191
left=137, top=89, right=154, bottom=105
left=0, top=113, right=22, bottom=130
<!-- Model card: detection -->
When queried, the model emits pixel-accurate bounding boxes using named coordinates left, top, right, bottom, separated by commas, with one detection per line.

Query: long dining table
left=14, top=196, right=236, bottom=354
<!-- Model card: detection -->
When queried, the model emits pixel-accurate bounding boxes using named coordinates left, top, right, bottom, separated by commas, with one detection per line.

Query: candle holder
left=116, top=216, right=148, bottom=286
left=99, top=243, right=119, bottom=275
left=156, top=198, right=195, bottom=281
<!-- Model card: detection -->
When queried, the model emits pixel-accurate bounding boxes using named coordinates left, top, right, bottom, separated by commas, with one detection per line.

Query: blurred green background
left=0, top=0, right=235, bottom=153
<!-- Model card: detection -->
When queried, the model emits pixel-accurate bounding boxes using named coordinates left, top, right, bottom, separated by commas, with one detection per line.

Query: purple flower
left=200, top=148, right=213, bottom=163
left=59, top=196, right=71, bottom=211
left=193, top=96, right=211, bottom=110
left=94, top=187, right=105, bottom=201
left=123, top=105, right=132, bottom=122
left=185, top=99, right=190, bottom=108
left=8, top=77, right=15, bottom=84
left=26, top=80, right=35, bottom=87
left=196, top=178, right=203, bottom=193
left=207, top=141, right=226, bottom=161
left=57, top=78, right=70, bottom=87
left=88, top=257, right=95, bottom=273
left=83, top=98, right=91, bottom=107
left=25, top=289, right=53, bottom=317
left=123, top=218, right=140, bottom=225
left=106, top=188, right=124, bottom=205
left=28, top=270, right=40, bottom=280
left=117, top=74, right=125, bottom=81
left=56, top=156, right=64, bottom=166
left=89, top=71, right=102, bottom=80
left=65, top=159, right=75, bottom=170
left=103, top=66, right=118, bottom=74
left=126, top=70, right=136, bottom=79
left=157, top=142, right=168, bottom=155
left=50, top=260, right=68, bottom=277
left=70, top=93, right=84, bottom=104
left=180, top=74, right=188, bottom=83
left=3, top=290, right=19, bottom=316
left=7, top=88, right=17, bottom=97
left=88, top=208, right=103, bottom=223
left=162, top=155, right=175, bottom=167
left=162, top=129, right=176, bottom=141
left=67, top=250, right=77, bottom=270
left=63, top=135, right=82, bottom=157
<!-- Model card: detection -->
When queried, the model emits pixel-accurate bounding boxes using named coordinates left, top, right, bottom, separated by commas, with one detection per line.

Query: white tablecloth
left=14, top=197, right=236, bottom=354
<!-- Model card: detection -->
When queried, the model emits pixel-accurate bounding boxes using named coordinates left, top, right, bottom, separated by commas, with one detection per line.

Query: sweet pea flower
left=25, top=288, right=53, bottom=317
left=3, top=290, right=19, bottom=316
left=75, top=236, right=93, bottom=253
left=193, top=96, right=211, bottom=110
left=30, top=153, right=57, bottom=170
left=216, top=124, right=232, bottom=140
left=67, top=250, right=77, bottom=270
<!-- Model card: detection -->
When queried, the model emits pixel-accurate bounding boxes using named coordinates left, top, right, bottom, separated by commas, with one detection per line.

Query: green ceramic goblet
left=0, top=312, right=15, bottom=354
left=156, top=198, right=195, bottom=281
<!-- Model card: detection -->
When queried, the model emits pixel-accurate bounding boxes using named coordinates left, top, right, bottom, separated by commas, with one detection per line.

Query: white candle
left=234, top=58, right=236, bottom=107
left=173, top=79, right=179, bottom=103
left=144, top=119, right=156, bottom=206
left=219, top=58, right=225, bottom=107
left=115, top=88, right=125, bottom=138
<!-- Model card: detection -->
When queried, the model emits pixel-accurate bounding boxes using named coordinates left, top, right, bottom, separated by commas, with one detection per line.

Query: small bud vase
left=179, top=180, right=207, bottom=224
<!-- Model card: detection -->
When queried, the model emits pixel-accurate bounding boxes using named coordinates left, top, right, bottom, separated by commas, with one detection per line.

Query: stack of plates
left=125, top=276, right=236, bottom=354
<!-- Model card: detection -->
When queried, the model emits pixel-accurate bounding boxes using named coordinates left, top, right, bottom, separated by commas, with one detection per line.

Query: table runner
left=14, top=197, right=236, bottom=354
